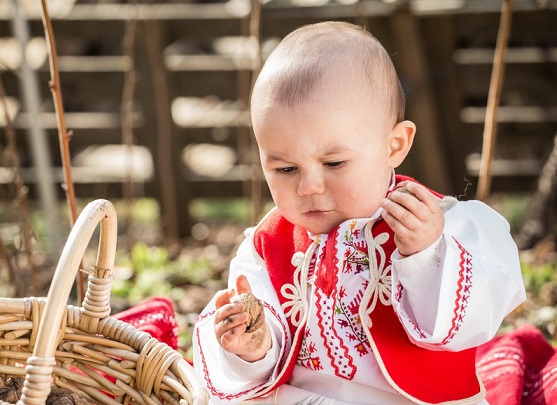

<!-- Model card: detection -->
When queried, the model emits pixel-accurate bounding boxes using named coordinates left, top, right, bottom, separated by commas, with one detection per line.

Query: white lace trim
left=280, top=243, right=318, bottom=327
left=361, top=219, right=392, bottom=328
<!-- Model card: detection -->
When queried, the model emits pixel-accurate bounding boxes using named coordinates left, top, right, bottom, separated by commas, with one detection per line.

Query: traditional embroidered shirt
left=193, top=176, right=526, bottom=405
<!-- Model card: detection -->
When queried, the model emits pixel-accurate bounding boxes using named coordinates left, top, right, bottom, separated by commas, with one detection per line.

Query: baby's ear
left=387, top=120, right=415, bottom=168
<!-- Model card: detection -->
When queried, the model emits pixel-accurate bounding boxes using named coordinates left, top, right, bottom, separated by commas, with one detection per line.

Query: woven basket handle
left=19, top=199, right=117, bottom=405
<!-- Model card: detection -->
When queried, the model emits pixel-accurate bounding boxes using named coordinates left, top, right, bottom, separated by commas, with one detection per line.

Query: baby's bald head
left=251, top=21, right=406, bottom=127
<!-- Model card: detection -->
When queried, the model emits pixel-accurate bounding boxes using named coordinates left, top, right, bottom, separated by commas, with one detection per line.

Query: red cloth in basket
left=67, top=297, right=182, bottom=400
left=113, top=296, right=179, bottom=350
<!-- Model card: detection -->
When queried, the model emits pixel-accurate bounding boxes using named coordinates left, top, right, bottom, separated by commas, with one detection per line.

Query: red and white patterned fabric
left=193, top=175, right=526, bottom=404
left=113, top=296, right=179, bottom=349
left=477, top=324, right=557, bottom=405
left=246, top=205, right=483, bottom=403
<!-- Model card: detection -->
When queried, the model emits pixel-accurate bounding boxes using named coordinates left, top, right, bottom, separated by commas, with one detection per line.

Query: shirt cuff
left=221, top=329, right=280, bottom=381
left=391, top=234, right=445, bottom=274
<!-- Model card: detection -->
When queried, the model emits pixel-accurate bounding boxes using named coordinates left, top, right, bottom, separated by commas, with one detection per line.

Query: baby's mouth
left=304, top=210, right=331, bottom=218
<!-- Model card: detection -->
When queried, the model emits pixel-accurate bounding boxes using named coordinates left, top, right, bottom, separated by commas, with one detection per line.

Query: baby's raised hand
left=214, top=275, right=272, bottom=362
left=380, top=181, right=444, bottom=256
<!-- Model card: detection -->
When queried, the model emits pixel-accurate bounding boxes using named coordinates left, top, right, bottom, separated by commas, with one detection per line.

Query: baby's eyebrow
left=262, top=143, right=353, bottom=163
left=323, top=147, right=346, bottom=155
left=320, top=145, right=353, bottom=157
left=263, top=154, right=289, bottom=163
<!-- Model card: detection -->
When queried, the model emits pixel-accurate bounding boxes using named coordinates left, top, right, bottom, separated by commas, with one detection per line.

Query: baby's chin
left=299, top=210, right=381, bottom=235
left=288, top=219, right=336, bottom=236
left=285, top=209, right=369, bottom=235
left=300, top=218, right=346, bottom=236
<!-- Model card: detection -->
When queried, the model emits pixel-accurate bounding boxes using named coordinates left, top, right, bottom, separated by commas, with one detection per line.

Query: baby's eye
left=275, top=166, right=297, bottom=174
left=325, top=161, right=345, bottom=168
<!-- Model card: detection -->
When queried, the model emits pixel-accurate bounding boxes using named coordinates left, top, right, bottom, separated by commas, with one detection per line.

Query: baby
left=193, top=21, right=526, bottom=405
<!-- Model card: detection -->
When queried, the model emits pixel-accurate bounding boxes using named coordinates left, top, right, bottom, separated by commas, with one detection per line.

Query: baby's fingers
left=403, top=182, right=442, bottom=216
left=381, top=197, right=418, bottom=231
left=236, top=274, right=253, bottom=295
left=215, top=302, right=245, bottom=327
left=219, top=324, right=247, bottom=352
left=218, top=311, right=248, bottom=335
left=215, top=303, right=248, bottom=346
left=215, top=288, right=235, bottom=309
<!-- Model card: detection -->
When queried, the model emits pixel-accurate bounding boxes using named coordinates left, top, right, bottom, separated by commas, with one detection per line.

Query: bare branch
left=476, top=0, right=513, bottom=201
left=39, top=0, right=84, bottom=300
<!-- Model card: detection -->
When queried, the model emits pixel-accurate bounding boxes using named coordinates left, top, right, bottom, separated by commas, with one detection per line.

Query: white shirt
left=193, top=198, right=526, bottom=405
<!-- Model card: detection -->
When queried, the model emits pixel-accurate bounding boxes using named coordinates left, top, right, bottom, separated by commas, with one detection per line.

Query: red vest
left=252, top=175, right=485, bottom=404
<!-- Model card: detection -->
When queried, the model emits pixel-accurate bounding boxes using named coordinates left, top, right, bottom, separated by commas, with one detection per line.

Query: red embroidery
left=253, top=179, right=483, bottom=403
left=309, top=341, right=316, bottom=353
left=394, top=282, right=404, bottom=302
left=441, top=237, right=473, bottom=346
left=315, top=227, right=340, bottom=297
left=355, top=342, right=369, bottom=357
left=337, top=318, right=350, bottom=328
left=338, top=286, right=347, bottom=299
left=315, top=283, right=356, bottom=379
left=196, top=312, right=267, bottom=400
left=347, top=290, right=363, bottom=316
left=336, top=289, right=370, bottom=354
left=396, top=309, right=427, bottom=339
left=342, top=226, right=368, bottom=274
left=310, top=357, right=323, bottom=370
left=197, top=303, right=288, bottom=400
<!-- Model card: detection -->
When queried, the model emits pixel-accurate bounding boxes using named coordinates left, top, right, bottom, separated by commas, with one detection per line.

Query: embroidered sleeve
left=192, top=235, right=290, bottom=403
left=222, top=331, right=280, bottom=380
left=390, top=200, right=526, bottom=351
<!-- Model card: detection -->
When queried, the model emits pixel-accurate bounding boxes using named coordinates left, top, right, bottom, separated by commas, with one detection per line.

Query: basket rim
left=0, top=199, right=208, bottom=405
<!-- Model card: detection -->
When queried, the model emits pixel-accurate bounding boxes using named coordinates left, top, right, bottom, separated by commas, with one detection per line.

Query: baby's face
left=253, top=78, right=396, bottom=235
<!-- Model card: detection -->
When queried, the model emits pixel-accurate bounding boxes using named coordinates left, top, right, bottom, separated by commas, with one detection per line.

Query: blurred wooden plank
left=454, top=47, right=557, bottom=64
left=460, top=106, right=557, bottom=123
left=0, top=2, right=394, bottom=21
left=56, top=56, right=131, bottom=72
left=171, top=97, right=251, bottom=128
left=0, top=166, right=151, bottom=184
left=13, top=112, right=143, bottom=129
left=391, top=8, right=452, bottom=193
left=1, top=0, right=551, bottom=22
left=165, top=54, right=251, bottom=72
left=465, top=153, right=543, bottom=176
left=410, top=0, right=556, bottom=15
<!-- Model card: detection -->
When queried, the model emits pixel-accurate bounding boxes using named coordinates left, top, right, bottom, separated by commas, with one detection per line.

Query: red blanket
left=477, top=324, right=557, bottom=405
left=113, top=296, right=179, bottom=349
left=115, top=298, right=557, bottom=404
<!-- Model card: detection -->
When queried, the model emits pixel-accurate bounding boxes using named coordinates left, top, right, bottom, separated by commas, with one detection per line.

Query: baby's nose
left=297, top=171, right=326, bottom=196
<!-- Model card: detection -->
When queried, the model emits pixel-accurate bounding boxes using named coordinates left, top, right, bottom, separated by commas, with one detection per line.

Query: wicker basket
left=0, top=199, right=209, bottom=405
